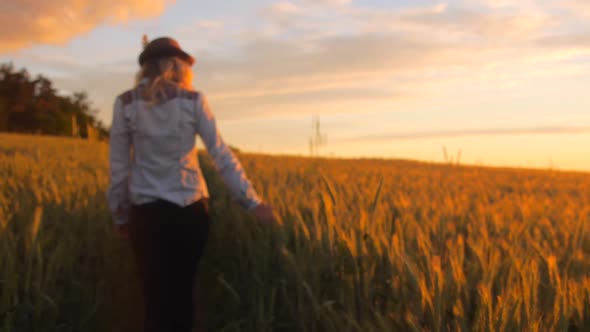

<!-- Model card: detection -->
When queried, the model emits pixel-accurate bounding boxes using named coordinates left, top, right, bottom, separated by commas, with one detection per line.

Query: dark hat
left=138, top=37, right=195, bottom=66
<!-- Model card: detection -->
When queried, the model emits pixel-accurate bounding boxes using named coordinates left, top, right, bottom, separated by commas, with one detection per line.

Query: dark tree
left=0, top=62, right=109, bottom=139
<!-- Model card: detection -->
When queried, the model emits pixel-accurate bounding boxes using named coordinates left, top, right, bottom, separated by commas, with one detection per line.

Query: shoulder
left=157, top=85, right=204, bottom=104
left=115, top=86, right=205, bottom=107
left=178, top=88, right=203, bottom=102
left=116, top=89, right=136, bottom=107
left=178, top=89, right=209, bottom=114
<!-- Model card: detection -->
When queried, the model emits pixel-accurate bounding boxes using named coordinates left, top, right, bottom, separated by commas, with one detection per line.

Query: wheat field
left=1, top=133, right=590, bottom=332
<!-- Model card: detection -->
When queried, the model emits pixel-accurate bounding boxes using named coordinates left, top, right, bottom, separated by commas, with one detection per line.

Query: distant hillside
left=1, top=132, right=587, bottom=177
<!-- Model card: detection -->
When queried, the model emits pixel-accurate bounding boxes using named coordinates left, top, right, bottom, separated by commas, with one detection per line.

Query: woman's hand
left=252, top=203, right=275, bottom=222
left=114, top=223, right=130, bottom=240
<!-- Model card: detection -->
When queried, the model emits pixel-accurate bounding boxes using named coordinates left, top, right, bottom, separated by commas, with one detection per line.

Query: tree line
left=0, top=62, right=109, bottom=140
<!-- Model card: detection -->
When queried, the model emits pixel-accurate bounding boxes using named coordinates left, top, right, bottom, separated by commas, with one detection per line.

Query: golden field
left=1, top=133, right=590, bottom=332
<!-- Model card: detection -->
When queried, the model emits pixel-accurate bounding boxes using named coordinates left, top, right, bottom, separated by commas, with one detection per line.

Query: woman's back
left=116, top=83, right=210, bottom=206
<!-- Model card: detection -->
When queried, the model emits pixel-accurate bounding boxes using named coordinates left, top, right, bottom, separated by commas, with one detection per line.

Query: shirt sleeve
left=106, top=97, right=132, bottom=225
left=195, top=94, right=262, bottom=210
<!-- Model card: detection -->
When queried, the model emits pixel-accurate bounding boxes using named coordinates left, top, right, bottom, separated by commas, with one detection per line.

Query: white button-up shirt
left=106, top=82, right=262, bottom=225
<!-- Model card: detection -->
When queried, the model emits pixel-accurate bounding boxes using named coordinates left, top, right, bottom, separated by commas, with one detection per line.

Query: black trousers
left=129, top=198, right=210, bottom=332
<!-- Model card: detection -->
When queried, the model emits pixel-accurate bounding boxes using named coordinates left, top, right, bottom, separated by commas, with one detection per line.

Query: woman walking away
left=107, top=36, right=275, bottom=332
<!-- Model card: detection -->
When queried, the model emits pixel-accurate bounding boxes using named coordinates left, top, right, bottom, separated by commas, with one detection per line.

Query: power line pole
left=309, top=114, right=327, bottom=157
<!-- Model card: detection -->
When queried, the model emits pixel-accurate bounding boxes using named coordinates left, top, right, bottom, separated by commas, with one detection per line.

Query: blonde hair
left=135, top=57, right=194, bottom=105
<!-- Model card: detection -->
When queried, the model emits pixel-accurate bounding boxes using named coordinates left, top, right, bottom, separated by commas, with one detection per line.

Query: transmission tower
left=309, top=114, right=327, bottom=157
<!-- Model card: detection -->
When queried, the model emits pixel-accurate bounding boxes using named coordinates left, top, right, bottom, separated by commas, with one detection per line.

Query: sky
left=1, top=0, right=590, bottom=171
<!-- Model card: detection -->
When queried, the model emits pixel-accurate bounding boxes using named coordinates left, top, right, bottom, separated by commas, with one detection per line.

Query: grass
left=1, top=132, right=590, bottom=331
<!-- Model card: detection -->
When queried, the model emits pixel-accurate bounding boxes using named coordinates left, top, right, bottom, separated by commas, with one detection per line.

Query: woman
left=107, top=37, right=274, bottom=332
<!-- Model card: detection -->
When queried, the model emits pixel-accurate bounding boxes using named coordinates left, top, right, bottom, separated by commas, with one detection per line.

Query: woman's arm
left=106, top=97, right=132, bottom=225
left=195, top=94, right=263, bottom=211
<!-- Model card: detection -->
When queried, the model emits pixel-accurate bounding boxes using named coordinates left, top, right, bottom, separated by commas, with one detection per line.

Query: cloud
left=19, top=0, right=590, bottom=126
left=195, top=20, right=224, bottom=30
left=335, top=126, right=590, bottom=143
left=536, top=33, right=590, bottom=50
left=259, top=1, right=303, bottom=27
left=563, top=0, right=590, bottom=17
left=0, top=0, right=173, bottom=53
left=304, top=0, right=351, bottom=6
left=189, top=32, right=467, bottom=118
left=185, top=2, right=565, bottom=117
left=268, top=1, right=301, bottom=15
left=352, top=3, right=551, bottom=41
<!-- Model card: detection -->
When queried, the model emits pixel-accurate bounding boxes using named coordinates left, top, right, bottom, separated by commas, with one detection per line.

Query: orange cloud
left=0, top=0, right=174, bottom=53
left=28, top=1, right=590, bottom=125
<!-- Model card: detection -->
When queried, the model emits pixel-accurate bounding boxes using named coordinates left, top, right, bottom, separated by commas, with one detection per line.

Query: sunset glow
left=2, top=0, right=589, bottom=170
